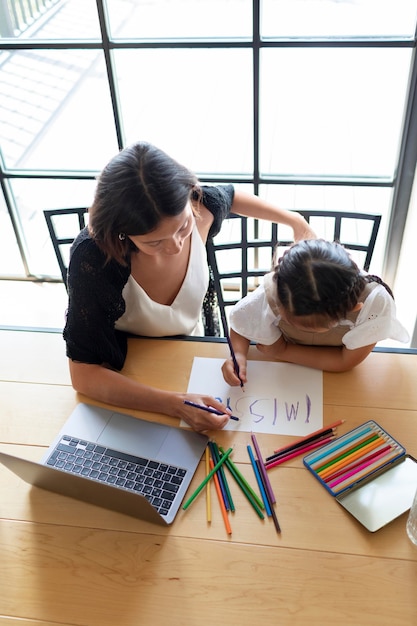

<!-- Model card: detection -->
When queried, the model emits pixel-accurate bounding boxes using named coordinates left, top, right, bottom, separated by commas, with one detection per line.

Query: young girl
left=222, top=238, right=409, bottom=383
left=63, top=141, right=315, bottom=432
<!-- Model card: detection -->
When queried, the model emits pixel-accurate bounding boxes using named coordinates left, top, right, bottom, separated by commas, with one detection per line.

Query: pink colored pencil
left=322, top=444, right=391, bottom=483
left=328, top=448, right=399, bottom=491
left=265, top=435, right=336, bottom=470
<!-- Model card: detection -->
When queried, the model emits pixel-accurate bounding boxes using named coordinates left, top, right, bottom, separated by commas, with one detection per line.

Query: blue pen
left=183, top=400, right=239, bottom=421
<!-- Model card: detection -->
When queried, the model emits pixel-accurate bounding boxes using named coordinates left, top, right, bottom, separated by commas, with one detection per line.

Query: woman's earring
left=118, top=233, right=126, bottom=241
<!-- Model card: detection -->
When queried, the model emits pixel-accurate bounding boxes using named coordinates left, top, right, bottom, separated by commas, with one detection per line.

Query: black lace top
left=63, top=184, right=234, bottom=370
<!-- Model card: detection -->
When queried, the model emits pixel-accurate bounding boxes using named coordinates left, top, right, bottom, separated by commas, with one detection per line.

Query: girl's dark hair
left=89, top=141, right=200, bottom=264
left=274, top=239, right=393, bottom=322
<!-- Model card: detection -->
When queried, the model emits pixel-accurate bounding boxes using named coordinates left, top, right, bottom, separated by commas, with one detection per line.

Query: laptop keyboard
left=45, top=435, right=187, bottom=517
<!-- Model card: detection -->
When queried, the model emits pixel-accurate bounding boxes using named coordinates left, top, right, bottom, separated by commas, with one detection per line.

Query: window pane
left=0, top=191, right=25, bottom=275
left=115, top=49, right=253, bottom=174
left=0, top=0, right=101, bottom=40
left=10, top=178, right=96, bottom=277
left=260, top=184, right=392, bottom=274
left=260, top=48, right=411, bottom=179
left=0, top=49, right=119, bottom=169
left=106, top=0, right=252, bottom=39
left=261, top=0, right=417, bottom=39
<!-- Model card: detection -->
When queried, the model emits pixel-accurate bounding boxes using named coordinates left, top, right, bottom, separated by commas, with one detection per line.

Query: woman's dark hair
left=274, top=239, right=393, bottom=323
left=89, top=141, right=200, bottom=264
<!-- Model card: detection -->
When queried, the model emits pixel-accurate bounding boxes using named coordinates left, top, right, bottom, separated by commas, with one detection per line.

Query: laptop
left=0, top=403, right=208, bottom=525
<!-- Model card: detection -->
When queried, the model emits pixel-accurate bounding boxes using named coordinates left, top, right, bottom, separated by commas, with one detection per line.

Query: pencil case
left=303, top=420, right=417, bottom=531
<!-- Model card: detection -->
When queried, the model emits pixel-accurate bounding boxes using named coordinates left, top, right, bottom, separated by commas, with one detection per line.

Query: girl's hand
left=177, top=393, right=232, bottom=433
left=221, top=355, right=248, bottom=386
left=256, top=336, right=287, bottom=358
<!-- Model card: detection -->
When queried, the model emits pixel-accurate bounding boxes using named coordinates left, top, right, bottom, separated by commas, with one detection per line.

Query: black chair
left=44, top=206, right=381, bottom=337
left=44, top=207, right=88, bottom=289
left=206, top=210, right=381, bottom=336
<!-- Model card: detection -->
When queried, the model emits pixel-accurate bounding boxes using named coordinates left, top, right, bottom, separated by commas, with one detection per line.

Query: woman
left=64, top=141, right=315, bottom=432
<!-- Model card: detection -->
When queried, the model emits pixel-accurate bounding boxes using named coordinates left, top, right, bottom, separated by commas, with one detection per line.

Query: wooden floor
left=1, top=330, right=417, bottom=626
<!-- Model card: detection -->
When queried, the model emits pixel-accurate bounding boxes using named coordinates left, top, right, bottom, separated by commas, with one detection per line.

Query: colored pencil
left=316, top=434, right=381, bottom=475
left=267, top=429, right=335, bottom=462
left=271, top=419, right=345, bottom=455
left=307, top=425, right=373, bottom=466
left=265, top=434, right=336, bottom=470
left=328, top=448, right=400, bottom=492
left=209, top=441, right=235, bottom=512
left=218, top=301, right=244, bottom=389
left=322, top=444, right=391, bottom=484
left=208, top=441, right=229, bottom=510
left=256, top=458, right=281, bottom=533
left=183, top=400, right=239, bottom=421
left=219, top=446, right=265, bottom=514
left=210, top=458, right=232, bottom=535
left=266, top=431, right=337, bottom=464
left=247, top=444, right=271, bottom=516
left=226, top=332, right=244, bottom=388
left=182, top=447, right=233, bottom=510
left=318, top=437, right=385, bottom=479
left=205, top=446, right=211, bottom=523
left=251, top=433, right=276, bottom=504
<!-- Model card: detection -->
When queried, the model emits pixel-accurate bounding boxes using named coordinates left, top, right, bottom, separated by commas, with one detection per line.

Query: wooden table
left=1, top=329, right=417, bottom=626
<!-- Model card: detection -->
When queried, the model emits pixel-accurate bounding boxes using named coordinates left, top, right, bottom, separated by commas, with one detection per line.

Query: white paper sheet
left=182, top=357, right=323, bottom=435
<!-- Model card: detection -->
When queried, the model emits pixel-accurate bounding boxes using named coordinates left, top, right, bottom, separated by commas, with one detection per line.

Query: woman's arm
left=256, top=338, right=376, bottom=372
left=231, top=190, right=316, bottom=242
left=69, top=360, right=233, bottom=432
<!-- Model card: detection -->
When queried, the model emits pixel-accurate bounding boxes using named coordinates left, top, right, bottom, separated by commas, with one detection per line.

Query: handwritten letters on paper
left=184, top=357, right=323, bottom=435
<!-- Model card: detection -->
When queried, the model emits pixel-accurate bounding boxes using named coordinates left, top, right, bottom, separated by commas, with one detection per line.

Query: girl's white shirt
left=115, top=225, right=209, bottom=337
left=229, top=280, right=410, bottom=349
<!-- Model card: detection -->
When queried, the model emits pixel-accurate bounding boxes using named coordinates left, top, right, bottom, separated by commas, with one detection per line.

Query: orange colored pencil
left=209, top=458, right=232, bottom=535
left=318, top=438, right=384, bottom=479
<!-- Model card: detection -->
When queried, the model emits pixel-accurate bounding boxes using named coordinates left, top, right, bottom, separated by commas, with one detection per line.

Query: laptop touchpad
left=96, top=412, right=168, bottom=458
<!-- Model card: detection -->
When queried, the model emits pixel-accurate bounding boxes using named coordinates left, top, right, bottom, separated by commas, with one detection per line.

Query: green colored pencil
left=211, top=441, right=235, bottom=512
left=219, top=446, right=264, bottom=509
left=219, top=446, right=265, bottom=520
left=182, top=447, right=233, bottom=510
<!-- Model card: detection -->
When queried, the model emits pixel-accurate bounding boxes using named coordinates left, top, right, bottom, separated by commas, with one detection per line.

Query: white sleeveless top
left=115, top=226, right=209, bottom=337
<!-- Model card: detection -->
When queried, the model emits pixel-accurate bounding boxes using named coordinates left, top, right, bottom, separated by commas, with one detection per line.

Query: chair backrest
left=44, top=208, right=88, bottom=288
left=206, top=210, right=381, bottom=336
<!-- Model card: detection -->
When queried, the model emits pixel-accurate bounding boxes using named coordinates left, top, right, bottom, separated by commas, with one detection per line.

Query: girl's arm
left=221, top=329, right=251, bottom=385
left=256, top=338, right=376, bottom=372
left=230, top=190, right=316, bottom=242
left=69, top=360, right=233, bottom=432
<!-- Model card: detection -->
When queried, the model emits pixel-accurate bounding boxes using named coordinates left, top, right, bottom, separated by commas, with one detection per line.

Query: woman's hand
left=176, top=393, right=233, bottom=433
left=292, top=213, right=317, bottom=242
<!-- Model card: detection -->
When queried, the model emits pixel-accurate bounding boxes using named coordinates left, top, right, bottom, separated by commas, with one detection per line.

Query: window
left=1, top=0, right=417, bottom=342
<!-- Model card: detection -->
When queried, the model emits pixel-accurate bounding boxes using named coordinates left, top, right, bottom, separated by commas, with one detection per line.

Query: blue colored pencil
left=247, top=444, right=271, bottom=516
left=307, top=425, right=373, bottom=466
left=209, top=441, right=234, bottom=512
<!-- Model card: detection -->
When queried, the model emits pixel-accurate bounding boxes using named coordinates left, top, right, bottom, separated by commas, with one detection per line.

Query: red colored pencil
left=265, top=435, right=336, bottom=470
left=271, top=419, right=345, bottom=455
